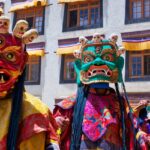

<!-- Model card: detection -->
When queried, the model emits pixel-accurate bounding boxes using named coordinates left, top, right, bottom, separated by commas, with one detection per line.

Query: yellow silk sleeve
left=19, top=132, right=46, bottom=150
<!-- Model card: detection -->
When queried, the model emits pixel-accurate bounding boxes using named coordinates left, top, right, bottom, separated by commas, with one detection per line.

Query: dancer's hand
left=55, top=116, right=69, bottom=132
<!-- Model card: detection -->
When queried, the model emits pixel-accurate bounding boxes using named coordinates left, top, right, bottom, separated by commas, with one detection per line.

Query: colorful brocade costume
left=0, top=15, right=59, bottom=150
left=54, top=34, right=149, bottom=150
left=0, top=92, right=59, bottom=150
left=133, top=102, right=150, bottom=149
left=54, top=89, right=139, bottom=150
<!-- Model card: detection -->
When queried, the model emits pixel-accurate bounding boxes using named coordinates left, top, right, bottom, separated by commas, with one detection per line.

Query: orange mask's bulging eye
left=4, top=52, right=16, bottom=62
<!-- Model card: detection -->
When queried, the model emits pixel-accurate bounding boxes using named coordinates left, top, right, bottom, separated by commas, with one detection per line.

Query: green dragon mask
left=74, top=36, right=124, bottom=85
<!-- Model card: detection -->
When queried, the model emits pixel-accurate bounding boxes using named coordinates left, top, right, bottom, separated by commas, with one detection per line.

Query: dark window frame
left=0, top=2, right=4, bottom=9
left=63, top=0, right=103, bottom=32
left=25, top=56, right=41, bottom=85
left=55, top=98, right=64, bottom=104
left=11, top=0, right=26, bottom=3
left=125, top=51, right=150, bottom=82
left=13, top=6, right=45, bottom=35
left=59, top=54, right=76, bottom=84
left=125, top=0, right=150, bottom=24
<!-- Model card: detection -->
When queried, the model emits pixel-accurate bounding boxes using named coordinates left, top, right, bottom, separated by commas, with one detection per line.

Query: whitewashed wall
left=3, top=0, right=150, bottom=110
left=42, top=0, right=150, bottom=110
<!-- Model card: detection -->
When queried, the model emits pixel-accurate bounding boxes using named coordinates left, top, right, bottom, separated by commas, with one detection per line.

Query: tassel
left=7, top=69, right=26, bottom=150
left=70, top=85, right=89, bottom=150
left=115, top=83, right=126, bottom=150
left=121, top=82, right=137, bottom=149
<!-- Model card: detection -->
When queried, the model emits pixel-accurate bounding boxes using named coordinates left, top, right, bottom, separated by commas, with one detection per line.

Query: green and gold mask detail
left=74, top=37, right=124, bottom=85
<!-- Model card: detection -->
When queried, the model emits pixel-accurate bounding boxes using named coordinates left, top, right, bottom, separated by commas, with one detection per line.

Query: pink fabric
left=82, top=93, right=118, bottom=141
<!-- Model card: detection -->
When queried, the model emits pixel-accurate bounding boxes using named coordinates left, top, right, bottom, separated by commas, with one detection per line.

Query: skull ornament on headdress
left=0, top=16, right=10, bottom=34
left=109, top=33, right=118, bottom=43
left=79, top=36, right=88, bottom=46
left=13, top=20, right=29, bottom=38
left=22, top=29, right=38, bottom=44
left=0, top=16, right=38, bottom=98
left=74, top=33, right=124, bottom=85
left=92, top=33, right=103, bottom=43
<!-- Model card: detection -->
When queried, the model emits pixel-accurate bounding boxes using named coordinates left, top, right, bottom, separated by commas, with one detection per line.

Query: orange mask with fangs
left=0, top=15, right=38, bottom=98
left=0, top=34, right=28, bottom=98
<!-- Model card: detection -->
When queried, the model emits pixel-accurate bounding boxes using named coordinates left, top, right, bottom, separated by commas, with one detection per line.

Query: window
left=14, top=7, right=45, bottom=35
left=126, top=0, right=150, bottom=24
left=11, top=0, right=26, bottom=3
left=55, top=98, right=63, bottom=104
left=60, top=54, right=76, bottom=83
left=25, top=56, right=41, bottom=85
left=126, top=50, right=150, bottom=81
left=11, top=0, right=27, bottom=3
left=0, top=2, right=4, bottom=10
left=63, top=0, right=103, bottom=31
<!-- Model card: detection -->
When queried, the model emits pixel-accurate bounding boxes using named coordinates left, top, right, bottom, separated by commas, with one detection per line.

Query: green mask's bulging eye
left=83, top=55, right=94, bottom=63
left=102, top=54, right=114, bottom=62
